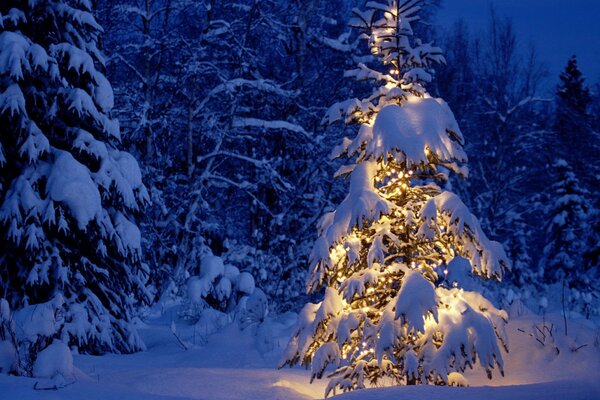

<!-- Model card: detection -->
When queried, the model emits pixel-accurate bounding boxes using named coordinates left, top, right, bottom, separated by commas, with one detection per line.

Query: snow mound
left=32, top=341, right=73, bottom=379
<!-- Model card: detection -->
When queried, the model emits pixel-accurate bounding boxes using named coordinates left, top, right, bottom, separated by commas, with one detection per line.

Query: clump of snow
left=92, top=71, right=114, bottom=112
left=429, top=191, right=509, bottom=279
left=0, top=31, right=31, bottom=80
left=311, top=342, right=341, bottom=380
left=448, top=371, right=469, bottom=387
left=394, top=269, right=438, bottom=333
left=237, top=272, right=255, bottom=295
left=32, top=340, right=73, bottom=379
left=445, top=256, right=479, bottom=290
left=47, top=150, right=101, bottom=230
left=13, top=294, right=64, bottom=343
left=113, top=212, right=141, bottom=258
left=367, top=97, right=466, bottom=168
left=0, top=83, right=26, bottom=116
left=187, top=276, right=211, bottom=304
left=224, top=265, right=240, bottom=281
left=201, top=255, right=225, bottom=281
left=63, top=303, right=91, bottom=344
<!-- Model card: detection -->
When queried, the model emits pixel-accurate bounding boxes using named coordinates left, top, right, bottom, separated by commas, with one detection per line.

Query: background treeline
left=94, top=0, right=599, bottom=314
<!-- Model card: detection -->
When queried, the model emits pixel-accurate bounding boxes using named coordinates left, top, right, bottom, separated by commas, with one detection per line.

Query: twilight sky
left=435, top=0, right=600, bottom=92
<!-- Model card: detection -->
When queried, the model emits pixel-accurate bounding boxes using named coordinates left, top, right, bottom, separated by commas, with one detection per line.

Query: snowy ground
left=1, top=311, right=599, bottom=400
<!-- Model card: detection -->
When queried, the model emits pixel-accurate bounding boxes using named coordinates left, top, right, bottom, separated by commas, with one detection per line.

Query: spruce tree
left=539, top=160, right=595, bottom=314
left=280, top=1, right=509, bottom=396
left=0, top=0, right=149, bottom=354
left=552, top=57, right=599, bottom=315
left=555, top=55, right=597, bottom=181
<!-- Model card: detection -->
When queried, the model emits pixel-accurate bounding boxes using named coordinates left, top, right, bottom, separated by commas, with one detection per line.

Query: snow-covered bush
left=178, top=255, right=266, bottom=337
left=0, top=296, right=68, bottom=376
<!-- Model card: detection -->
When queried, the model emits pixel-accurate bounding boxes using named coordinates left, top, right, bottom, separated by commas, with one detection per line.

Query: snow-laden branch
left=193, top=78, right=297, bottom=117
left=195, top=151, right=268, bottom=167
left=232, top=118, right=310, bottom=138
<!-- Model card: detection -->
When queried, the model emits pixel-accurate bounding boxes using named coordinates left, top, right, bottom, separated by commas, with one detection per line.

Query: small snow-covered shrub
left=239, top=288, right=268, bottom=328
left=0, top=296, right=67, bottom=376
left=178, top=255, right=266, bottom=337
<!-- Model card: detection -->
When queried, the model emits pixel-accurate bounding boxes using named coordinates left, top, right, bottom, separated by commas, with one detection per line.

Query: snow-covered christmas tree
left=280, top=1, right=510, bottom=396
left=0, top=0, right=149, bottom=357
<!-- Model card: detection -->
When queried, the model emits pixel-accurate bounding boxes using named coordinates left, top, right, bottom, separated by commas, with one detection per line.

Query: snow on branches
left=281, top=1, right=510, bottom=396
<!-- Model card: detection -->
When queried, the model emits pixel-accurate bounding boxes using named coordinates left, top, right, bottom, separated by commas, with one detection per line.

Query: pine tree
left=0, top=0, right=149, bottom=354
left=539, top=160, right=596, bottom=313
left=555, top=56, right=598, bottom=182
left=551, top=57, right=600, bottom=315
left=280, top=1, right=509, bottom=396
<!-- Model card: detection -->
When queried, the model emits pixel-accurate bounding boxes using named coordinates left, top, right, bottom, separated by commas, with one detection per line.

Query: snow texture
left=1, top=311, right=597, bottom=399
left=13, top=295, right=64, bottom=343
left=367, top=97, right=467, bottom=167
left=394, top=270, right=438, bottom=333
left=47, top=151, right=101, bottom=230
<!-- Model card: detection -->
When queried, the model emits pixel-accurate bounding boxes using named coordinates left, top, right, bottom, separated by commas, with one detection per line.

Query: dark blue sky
left=436, top=0, right=600, bottom=92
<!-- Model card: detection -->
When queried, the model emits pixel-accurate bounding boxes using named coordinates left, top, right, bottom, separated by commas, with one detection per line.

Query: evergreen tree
left=539, top=160, right=596, bottom=314
left=555, top=55, right=598, bottom=183
left=554, top=57, right=600, bottom=290
left=0, top=0, right=149, bottom=354
left=280, top=1, right=509, bottom=396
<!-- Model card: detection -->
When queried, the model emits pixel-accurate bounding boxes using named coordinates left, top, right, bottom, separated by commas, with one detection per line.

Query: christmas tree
left=0, top=0, right=149, bottom=356
left=280, top=1, right=510, bottom=395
